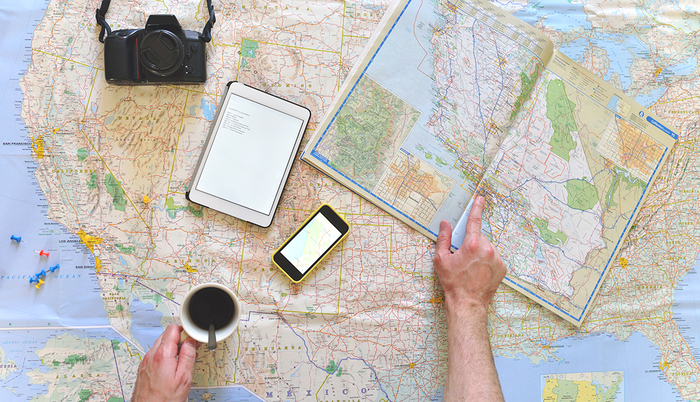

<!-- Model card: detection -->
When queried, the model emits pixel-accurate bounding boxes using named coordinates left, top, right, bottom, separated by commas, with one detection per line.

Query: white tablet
left=186, top=82, right=311, bottom=227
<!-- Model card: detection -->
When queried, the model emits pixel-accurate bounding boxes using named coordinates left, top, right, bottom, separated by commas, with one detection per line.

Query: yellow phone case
left=271, top=204, right=350, bottom=283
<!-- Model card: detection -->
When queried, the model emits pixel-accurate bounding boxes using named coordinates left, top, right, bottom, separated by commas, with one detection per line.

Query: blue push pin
left=37, top=270, right=47, bottom=278
left=29, top=275, right=39, bottom=284
left=49, top=264, right=60, bottom=273
left=10, top=235, right=22, bottom=243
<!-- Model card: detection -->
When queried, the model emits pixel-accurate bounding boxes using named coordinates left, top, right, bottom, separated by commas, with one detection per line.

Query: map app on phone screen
left=280, top=213, right=342, bottom=274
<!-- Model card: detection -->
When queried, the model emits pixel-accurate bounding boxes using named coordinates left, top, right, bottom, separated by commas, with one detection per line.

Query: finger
left=465, top=196, right=485, bottom=238
left=159, top=324, right=182, bottom=359
left=149, top=326, right=168, bottom=354
left=176, top=337, right=198, bottom=378
left=435, top=220, right=452, bottom=256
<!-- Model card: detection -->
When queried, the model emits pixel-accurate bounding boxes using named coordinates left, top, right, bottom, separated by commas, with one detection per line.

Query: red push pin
left=38, top=250, right=50, bottom=258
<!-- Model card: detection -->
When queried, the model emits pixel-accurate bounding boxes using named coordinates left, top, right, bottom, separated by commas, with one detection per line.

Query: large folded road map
left=302, top=0, right=677, bottom=326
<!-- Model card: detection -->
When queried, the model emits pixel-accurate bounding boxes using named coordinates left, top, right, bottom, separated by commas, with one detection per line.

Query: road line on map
left=656, top=94, right=700, bottom=105
left=0, top=325, right=147, bottom=354
left=190, top=385, right=258, bottom=390
left=0, top=325, right=113, bottom=331
left=32, top=48, right=95, bottom=69
left=337, top=2, right=347, bottom=91
left=81, top=68, right=98, bottom=123
left=190, top=384, right=268, bottom=401
left=251, top=38, right=341, bottom=54
left=236, top=224, right=248, bottom=297
left=133, top=279, right=178, bottom=304
left=109, top=325, right=146, bottom=354
left=111, top=341, right=127, bottom=399
left=165, top=90, right=190, bottom=199
left=166, top=85, right=221, bottom=97
left=336, top=236, right=344, bottom=314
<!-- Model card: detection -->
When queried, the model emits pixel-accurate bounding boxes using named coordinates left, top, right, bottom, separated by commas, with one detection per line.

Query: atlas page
left=301, top=0, right=679, bottom=326
left=449, top=47, right=678, bottom=325
left=302, top=0, right=554, bottom=247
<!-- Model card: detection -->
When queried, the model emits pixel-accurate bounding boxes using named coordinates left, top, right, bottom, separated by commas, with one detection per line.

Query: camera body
left=104, top=15, right=207, bottom=85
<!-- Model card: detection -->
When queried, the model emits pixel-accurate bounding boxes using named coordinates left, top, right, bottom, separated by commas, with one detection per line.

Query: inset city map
left=375, top=151, right=455, bottom=226
left=597, top=116, right=665, bottom=181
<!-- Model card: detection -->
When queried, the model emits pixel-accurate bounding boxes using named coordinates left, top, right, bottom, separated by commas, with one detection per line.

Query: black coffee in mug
left=188, top=287, right=236, bottom=330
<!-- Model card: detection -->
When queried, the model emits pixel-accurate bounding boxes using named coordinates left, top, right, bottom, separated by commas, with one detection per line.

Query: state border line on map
left=0, top=324, right=146, bottom=354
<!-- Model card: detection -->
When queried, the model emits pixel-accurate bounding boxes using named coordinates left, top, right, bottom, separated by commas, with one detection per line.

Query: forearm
left=443, top=301, right=504, bottom=402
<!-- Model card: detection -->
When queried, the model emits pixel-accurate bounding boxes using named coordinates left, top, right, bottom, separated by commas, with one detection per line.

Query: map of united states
left=4, top=0, right=700, bottom=400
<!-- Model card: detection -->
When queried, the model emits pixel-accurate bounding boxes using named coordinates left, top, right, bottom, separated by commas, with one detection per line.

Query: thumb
left=176, top=337, right=198, bottom=378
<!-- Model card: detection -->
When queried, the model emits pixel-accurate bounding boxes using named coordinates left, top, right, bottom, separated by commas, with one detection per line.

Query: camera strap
left=200, top=0, right=216, bottom=43
left=95, top=0, right=112, bottom=42
left=96, top=0, right=216, bottom=43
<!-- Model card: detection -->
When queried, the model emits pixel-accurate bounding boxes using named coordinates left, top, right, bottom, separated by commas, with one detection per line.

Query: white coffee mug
left=180, top=283, right=242, bottom=350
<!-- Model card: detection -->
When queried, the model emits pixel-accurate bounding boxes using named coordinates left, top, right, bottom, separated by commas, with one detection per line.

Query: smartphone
left=272, top=204, right=350, bottom=283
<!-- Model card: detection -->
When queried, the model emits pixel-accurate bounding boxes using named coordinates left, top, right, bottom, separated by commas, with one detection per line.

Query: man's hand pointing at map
left=433, top=196, right=506, bottom=401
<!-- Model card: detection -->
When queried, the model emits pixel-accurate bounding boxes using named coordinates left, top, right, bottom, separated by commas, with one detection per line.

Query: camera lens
left=139, top=30, right=185, bottom=77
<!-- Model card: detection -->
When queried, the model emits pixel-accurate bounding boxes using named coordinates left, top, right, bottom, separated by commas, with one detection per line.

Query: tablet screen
left=195, top=93, right=304, bottom=215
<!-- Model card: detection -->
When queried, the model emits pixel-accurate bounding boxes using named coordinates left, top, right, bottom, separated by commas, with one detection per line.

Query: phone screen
left=279, top=212, right=343, bottom=274
left=195, top=93, right=304, bottom=214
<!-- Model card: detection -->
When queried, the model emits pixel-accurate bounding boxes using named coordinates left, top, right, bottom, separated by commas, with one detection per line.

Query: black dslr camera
left=95, top=0, right=215, bottom=85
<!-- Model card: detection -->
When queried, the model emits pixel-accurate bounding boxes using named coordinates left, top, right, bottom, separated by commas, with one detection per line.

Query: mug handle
left=179, top=330, right=191, bottom=345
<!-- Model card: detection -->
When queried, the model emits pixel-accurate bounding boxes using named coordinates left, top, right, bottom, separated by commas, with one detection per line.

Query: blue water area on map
left=494, top=331, right=681, bottom=400
left=560, top=34, right=649, bottom=91
left=665, top=54, right=699, bottom=77
left=200, top=98, right=217, bottom=121
left=511, top=0, right=592, bottom=31
left=429, top=385, right=445, bottom=401
left=557, top=31, right=692, bottom=109
left=189, top=387, right=264, bottom=401
left=361, top=0, right=384, bottom=11
left=0, top=0, right=108, bottom=329
left=511, top=0, right=695, bottom=109
left=280, top=227, right=309, bottom=262
left=129, top=295, right=165, bottom=351
left=634, top=87, right=668, bottom=108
